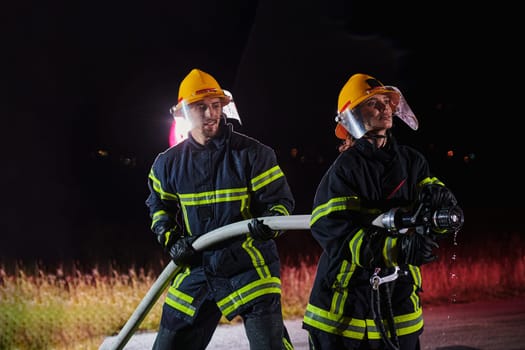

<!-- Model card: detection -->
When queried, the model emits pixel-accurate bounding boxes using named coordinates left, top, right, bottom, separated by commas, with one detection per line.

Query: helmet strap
left=364, top=133, right=388, bottom=149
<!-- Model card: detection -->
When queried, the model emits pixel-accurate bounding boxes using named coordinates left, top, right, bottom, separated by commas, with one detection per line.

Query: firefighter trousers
left=153, top=295, right=294, bottom=350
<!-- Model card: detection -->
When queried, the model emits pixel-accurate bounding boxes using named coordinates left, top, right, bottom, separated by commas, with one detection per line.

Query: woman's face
left=357, top=93, right=394, bottom=135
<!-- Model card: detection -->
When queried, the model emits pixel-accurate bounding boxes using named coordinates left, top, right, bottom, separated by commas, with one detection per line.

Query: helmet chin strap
left=364, top=133, right=388, bottom=148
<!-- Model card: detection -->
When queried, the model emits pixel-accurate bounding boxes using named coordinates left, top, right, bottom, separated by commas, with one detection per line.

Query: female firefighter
left=146, top=68, right=295, bottom=350
left=302, top=73, right=462, bottom=350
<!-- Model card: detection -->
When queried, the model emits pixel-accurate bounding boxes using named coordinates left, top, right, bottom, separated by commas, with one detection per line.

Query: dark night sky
left=4, top=1, right=523, bottom=265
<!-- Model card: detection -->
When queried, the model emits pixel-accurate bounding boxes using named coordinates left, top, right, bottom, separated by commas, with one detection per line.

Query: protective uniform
left=303, top=73, right=457, bottom=350
left=146, top=69, right=295, bottom=350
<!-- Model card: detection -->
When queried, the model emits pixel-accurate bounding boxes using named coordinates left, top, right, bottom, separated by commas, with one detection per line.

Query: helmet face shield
left=335, top=108, right=367, bottom=139
left=335, top=85, right=419, bottom=140
left=221, top=90, right=242, bottom=125
left=170, top=89, right=241, bottom=124
left=385, top=86, right=419, bottom=131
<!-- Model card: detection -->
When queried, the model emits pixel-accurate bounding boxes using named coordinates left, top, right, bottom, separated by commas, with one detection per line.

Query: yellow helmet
left=172, top=69, right=231, bottom=116
left=335, top=73, right=400, bottom=140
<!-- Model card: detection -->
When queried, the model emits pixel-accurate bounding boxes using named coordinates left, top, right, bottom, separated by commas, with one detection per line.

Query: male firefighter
left=146, top=68, right=295, bottom=350
left=302, top=73, right=462, bottom=349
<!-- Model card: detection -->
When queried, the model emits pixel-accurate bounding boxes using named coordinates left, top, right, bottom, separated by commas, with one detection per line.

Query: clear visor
left=221, top=90, right=242, bottom=125
left=385, top=86, right=418, bottom=131
left=335, top=108, right=367, bottom=139
left=169, top=90, right=241, bottom=124
left=335, top=86, right=418, bottom=139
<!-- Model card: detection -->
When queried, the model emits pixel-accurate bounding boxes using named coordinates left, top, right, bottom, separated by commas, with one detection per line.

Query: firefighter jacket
left=302, top=136, right=446, bottom=346
left=146, top=121, right=295, bottom=323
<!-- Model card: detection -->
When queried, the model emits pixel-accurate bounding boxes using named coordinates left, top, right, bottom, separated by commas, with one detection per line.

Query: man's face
left=187, top=97, right=222, bottom=141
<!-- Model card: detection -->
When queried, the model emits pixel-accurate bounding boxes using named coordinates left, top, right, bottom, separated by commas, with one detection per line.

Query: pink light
left=169, top=117, right=191, bottom=147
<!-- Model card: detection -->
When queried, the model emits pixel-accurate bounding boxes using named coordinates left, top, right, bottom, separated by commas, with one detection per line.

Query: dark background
left=4, top=1, right=523, bottom=268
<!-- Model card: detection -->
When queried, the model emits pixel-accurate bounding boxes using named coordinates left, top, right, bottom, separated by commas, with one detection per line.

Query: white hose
left=103, top=214, right=311, bottom=350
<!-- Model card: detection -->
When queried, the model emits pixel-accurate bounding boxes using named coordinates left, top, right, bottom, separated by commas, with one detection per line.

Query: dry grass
left=1, top=232, right=524, bottom=349
left=0, top=263, right=165, bottom=350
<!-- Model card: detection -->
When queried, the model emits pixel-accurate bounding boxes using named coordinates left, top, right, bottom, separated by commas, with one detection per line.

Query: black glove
left=420, top=184, right=457, bottom=210
left=398, top=233, right=439, bottom=266
left=156, top=227, right=178, bottom=249
left=168, top=236, right=197, bottom=266
left=248, top=218, right=279, bottom=241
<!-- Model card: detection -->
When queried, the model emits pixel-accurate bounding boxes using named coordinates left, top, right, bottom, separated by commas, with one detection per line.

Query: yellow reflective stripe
left=177, top=188, right=250, bottom=235
left=383, top=236, right=397, bottom=267
left=394, top=308, right=424, bottom=336
left=330, top=259, right=356, bottom=314
left=310, top=196, right=357, bottom=226
left=394, top=307, right=423, bottom=336
left=408, top=265, right=422, bottom=288
left=310, top=196, right=383, bottom=226
left=283, top=336, right=294, bottom=350
left=217, top=277, right=281, bottom=316
left=180, top=203, right=191, bottom=235
left=151, top=210, right=171, bottom=229
left=304, top=303, right=422, bottom=340
left=366, top=306, right=423, bottom=339
left=365, top=318, right=383, bottom=339
left=348, top=229, right=365, bottom=266
left=366, top=309, right=423, bottom=339
left=242, top=237, right=271, bottom=279
left=172, top=266, right=191, bottom=289
left=178, top=187, right=249, bottom=205
left=251, top=165, right=284, bottom=192
left=409, top=284, right=420, bottom=313
left=418, top=176, right=445, bottom=187
left=165, top=272, right=195, bottom=317
left=165, top=290, right=196, bottom=317
left=269, top=204, right=290, bottom=216
left=149, top=169, right=178, bottom=200
left=303, top=303, right=366, bottom=338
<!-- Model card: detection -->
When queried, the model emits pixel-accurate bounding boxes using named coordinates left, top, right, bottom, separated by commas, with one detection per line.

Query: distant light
left=169, top=117, right=191, bottom=147
left=97, top=149, right=109, bottom=157
left=446, top=150, right=454, bottom=158
left=120, top=156, right=136, bottom=167
left=463, top=153, right=476, bottom=163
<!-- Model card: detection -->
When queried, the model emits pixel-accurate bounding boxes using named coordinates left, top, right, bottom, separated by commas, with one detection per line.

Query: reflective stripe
left=178, top=188, right=249, bottom=205
left=242, top=237, right=271, bottom=279
left=310, top=196, right=382, bottom=226
left=310, top=196, right=358, bottom=226
left=283, top=337, right=294, bottom=350
left=151, top=209, right=171, bottom=229
left=177, top=188, right=250, bottom=234
left=408, top=265, right=422, bottom=288
left=303, top=303, right=366, bottom=339
left=392, top=307, right=423, bottom=337
left=418, top=176, right=445, bottom=187
left=165, top=288, right=196, bottom=317
left=149, top=169, right=178, bottom=200
left=269, top=204, right=290, bottom=216
left=331, top=259, right=356, bottom=315
left=166, top=269, right=196, bottom=317
left=217, top=277, right=282, bottom=317
left=348, top=229, right=365, bottom=266
left=383, top=236, right=397, bottom=267
left=304, top=304, right=423, bottom=340
left=251, top=165, right=284, bottom=192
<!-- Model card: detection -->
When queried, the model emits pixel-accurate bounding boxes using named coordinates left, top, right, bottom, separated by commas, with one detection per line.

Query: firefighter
left=146, top=68, right=295, bottom=350
left=302, top=73, right=460, bottom=349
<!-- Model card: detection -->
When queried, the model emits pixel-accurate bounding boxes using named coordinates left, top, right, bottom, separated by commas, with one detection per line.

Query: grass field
left=1, top=231, right=524, bottom=350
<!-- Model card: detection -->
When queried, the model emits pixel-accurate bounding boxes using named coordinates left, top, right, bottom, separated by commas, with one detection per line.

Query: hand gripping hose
left=103, top=214, right=311, bottom=350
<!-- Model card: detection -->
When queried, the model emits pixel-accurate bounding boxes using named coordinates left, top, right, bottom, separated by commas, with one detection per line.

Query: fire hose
left=103, top=214, right=311, bottom=350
